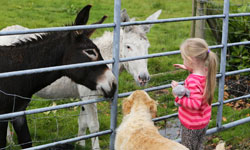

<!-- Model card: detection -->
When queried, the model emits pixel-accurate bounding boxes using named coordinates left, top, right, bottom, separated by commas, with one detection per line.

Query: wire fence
left=0, top=0, right=249, bottom=149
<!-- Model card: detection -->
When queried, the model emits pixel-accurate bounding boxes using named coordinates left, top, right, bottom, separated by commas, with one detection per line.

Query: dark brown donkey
left=0, top=5, right=117, bottom=149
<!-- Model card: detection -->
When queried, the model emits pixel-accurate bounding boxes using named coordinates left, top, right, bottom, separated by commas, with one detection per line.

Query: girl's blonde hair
left=180, top=38, right=218, bottom=105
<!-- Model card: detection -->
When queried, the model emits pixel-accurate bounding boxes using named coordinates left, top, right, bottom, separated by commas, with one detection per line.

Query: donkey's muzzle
left=102, top=82, right=117, bottom=98
left=96, top=69, right=117, bottom=98
left=138, top=73, right=150, bottom=86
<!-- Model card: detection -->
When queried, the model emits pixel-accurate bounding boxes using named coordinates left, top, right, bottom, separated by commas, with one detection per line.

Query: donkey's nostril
left=82, top=106, right=85, bottom=111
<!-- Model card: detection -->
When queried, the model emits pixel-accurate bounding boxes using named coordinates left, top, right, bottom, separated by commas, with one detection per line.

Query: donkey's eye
left=85, top=49, right=97, bottom=56
left=82, top=49, right=98, bottom=61
left=126, top=45, right=132, bottom=50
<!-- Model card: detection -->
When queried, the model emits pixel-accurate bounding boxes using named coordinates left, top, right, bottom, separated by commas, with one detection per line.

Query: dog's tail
left=215, top=141, right=225, bottom=150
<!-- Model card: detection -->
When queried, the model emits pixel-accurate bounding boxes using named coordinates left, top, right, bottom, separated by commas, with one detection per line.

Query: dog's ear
left=147, top=99, right=157, bottom=118
left=122, top=97, right=133, bottom=115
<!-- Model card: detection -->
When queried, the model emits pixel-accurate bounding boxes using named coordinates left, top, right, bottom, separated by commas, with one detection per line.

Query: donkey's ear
left=84, top=15, right=108, bottom=38
left=141, top=10, right=162, bottom=33
left=74, top=5, right=92, bottom=25
left=120, top=9, right=130, bottom=22
left=120, top=9, right=134, bottom=33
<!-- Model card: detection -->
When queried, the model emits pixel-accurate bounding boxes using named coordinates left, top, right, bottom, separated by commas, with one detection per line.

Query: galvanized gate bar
left=0, top=12, right=249, bottom=36
left=0, top=64, right=248, bottom=120
left=229, top=13, right=250, bottom=17
left=24, top=115, right=250, bottom=150
left=227, top=41, right=250, bottom=47
left=0, top=41, right=248, bottom=79
left=225, top=68, right=250, bottom=76
left=0, top=15, right=224, bottom=36
left=175, top=117, right=250, bottom=143
left=0, top=97, right=108, bottom=120
left=223, top=94, right=250, bottom=104
left=109, top=0, right=121, bottom=149
left=0, top=60, right=114, bottom=78
left=207, top=117, right=250, bottom=135
left=120, top=14, right=225, bottom=26
left=216, top=0, right=230, bottom=129
left=0, top=92, right=248, bottom=123
left=119, top=40, right=249, bottom=63
left=119, top=50, right=181, bottom=62
left=0, top=63, right=248, bottom=120
left=24, top=130, right=112, bottom=150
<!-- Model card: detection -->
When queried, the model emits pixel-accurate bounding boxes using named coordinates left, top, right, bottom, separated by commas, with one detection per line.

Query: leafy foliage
left=207, top=2, right=250, bottom=72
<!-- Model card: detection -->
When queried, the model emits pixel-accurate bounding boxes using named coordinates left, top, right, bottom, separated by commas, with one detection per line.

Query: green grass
left=1, top=0, right=249, bottom=149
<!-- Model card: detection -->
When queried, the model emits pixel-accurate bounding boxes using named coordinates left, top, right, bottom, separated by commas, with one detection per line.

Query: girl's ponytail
left=205, top=51, right=218, bottom=105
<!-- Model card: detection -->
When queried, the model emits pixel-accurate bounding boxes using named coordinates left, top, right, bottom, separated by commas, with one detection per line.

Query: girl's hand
left=171, top=80, right=178, bottom=88
left=173, top=64, right=188, bottom=70
left=171, top=80, right=178, bottom=98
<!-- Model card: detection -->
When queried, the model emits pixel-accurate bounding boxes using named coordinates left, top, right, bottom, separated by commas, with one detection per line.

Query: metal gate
left=0, top=0, right=249, bottom=149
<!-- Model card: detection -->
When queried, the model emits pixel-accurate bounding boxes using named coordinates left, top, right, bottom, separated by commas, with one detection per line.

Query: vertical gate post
left=195, top=0, right=206, bottom=39
left=191, top=0, right=197, bottom=37
left=109, top=0, right=121, bottom=149
left=216, top=0, right=230, bottom=129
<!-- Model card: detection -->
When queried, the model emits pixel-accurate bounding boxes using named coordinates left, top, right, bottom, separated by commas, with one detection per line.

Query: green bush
left=227, top=5, right=250, bottom=71
left=207, top=2, right=250, bottom=72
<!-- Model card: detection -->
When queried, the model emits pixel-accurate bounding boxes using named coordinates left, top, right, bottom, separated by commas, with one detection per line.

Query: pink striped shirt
left=175, top=74, right=211, bottom=130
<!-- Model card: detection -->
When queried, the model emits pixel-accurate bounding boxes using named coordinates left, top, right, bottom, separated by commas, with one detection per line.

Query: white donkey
left=1, top=9, right=161, bottom=149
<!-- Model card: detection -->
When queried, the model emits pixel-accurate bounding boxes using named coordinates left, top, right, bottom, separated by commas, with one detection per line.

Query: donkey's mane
left=12, top=21, right=89, bottom=48
left=12, top=22, right=82, bottom=47
left=13, top=30, right=71, bottom=48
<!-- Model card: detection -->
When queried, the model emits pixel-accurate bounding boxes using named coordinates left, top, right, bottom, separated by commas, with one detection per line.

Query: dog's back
left=127, top=126, right=188, bottom=150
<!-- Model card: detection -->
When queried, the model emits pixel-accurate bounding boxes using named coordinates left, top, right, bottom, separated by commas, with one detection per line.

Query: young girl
left=171, top=38, right=218, bottom=150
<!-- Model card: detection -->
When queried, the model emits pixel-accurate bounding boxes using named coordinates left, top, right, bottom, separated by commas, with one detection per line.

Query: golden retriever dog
left=115, top=90, right=189, bottom=150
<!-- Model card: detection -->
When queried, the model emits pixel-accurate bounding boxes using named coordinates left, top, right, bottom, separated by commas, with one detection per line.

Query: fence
left=0, top=0, right=249, bottom=149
